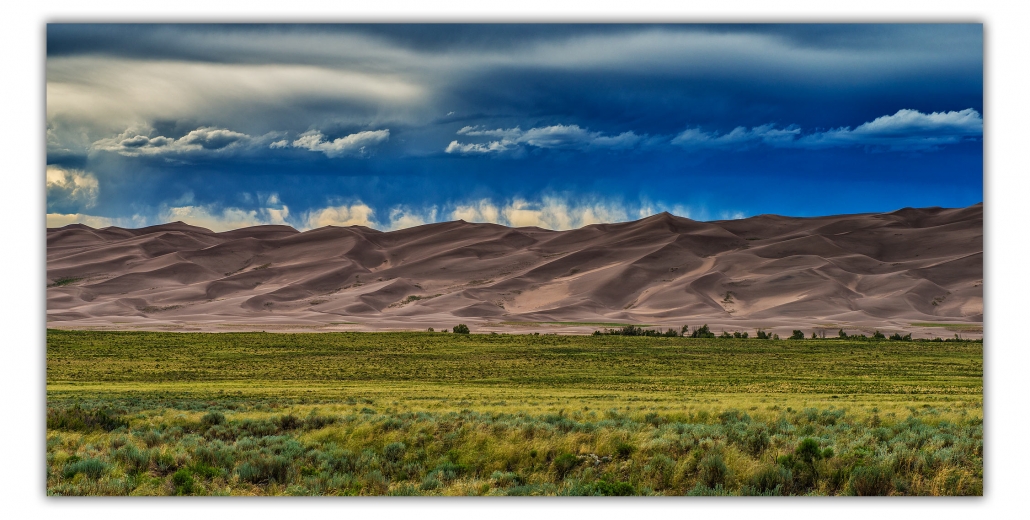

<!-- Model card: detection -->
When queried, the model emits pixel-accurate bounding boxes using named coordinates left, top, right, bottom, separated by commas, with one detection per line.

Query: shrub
left=275, top=414, right=302, bottom=431
left=839, top=329, right=848, bottom=339
left=746, top=465, right=792, bottom=495
left=383, top=442, right=406, bottom=463
left=453, top=324, right=470, bottom=334
left=236, top=454, right=293, bottom=484
left=172, top=468, right=194, bottom=495
left=420, top=475, right=441, bottom=491
left=755, top=330, right=771, bottom=340
left=614, top=441, right=636, bottom=459
left=303, top=413, right=337, bottom=430
left=698, top=453, right=729, bottom=488
left=113, top=444, right=152, bottom=474
left=789, top=330, right=806, bottom=340
left=872, top=330, right=886, bottom=340
left=63, top=458, right=109, bottom=479
left=590, top=480, right=636, bottom=496
left=200, top=411, right=225, bottom=427
left=552, top=453, right=580, bottom=479
left=47, top=405, right=128, bottom=433
left=728, top=424, right=770, bottom=456
left=848, top=464, right=894, bottom=496
left=795, top=438, right=823, bottom=464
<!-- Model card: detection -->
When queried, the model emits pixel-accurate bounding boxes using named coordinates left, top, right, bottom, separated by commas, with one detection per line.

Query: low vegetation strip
left=46, top=330, right=982, bottom=496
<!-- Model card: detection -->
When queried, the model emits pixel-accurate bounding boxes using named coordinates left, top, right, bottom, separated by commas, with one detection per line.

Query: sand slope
left=46, top=204, right=983, bottom=336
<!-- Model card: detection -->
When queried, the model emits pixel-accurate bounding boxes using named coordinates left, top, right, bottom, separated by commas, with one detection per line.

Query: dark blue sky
left=45, top=24, right=982, bottom=231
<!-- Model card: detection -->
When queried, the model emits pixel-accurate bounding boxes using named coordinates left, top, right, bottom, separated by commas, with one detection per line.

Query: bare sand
left=46, top=204, right=983, bottom=338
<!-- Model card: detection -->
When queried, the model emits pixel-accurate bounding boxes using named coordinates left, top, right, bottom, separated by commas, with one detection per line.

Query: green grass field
left=46, top=330, right=982, bottom=496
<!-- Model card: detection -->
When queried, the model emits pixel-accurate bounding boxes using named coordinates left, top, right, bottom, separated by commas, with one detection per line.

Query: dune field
left=46, top=204, right=982, bottom=337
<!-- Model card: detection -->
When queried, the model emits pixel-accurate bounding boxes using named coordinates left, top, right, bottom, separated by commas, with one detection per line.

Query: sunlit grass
left=46, top=330, right=982, bottom=496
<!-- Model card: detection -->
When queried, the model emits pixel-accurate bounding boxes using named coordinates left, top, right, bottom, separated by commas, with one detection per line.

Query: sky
left=45, top=23, right=983, bottom=232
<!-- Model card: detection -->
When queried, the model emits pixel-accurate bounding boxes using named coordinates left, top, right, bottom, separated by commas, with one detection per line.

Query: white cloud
left=160, top=193, right=291, bottom=232
left=446, top=124, right=649, bottom=155
left=92, top=126, right=253, bottom=156
left=302, top=203, right=377, bottom=229
left=444, top=140, right=515, bottom=154
left=452, top=196, right=632, bottom=230
left=672, top=124, right=802, bottom=150
left=387, top=206, right=438, bottom=231
left=451, top=200, right=501, bottom=224
left=46, top=213, right=115, bottom=228
left=797, top=108, right=983, bottom=150
left=672, top=109, right=982, bottom=152
left=457, top=126, right=524, bottom=140
left=162, top=206, right=265, bottom=232
left=269, top=139, right=289, bottom=149
left=46, top=165, right=99, bottom=208
left=291, top=129, right=390, bottom=157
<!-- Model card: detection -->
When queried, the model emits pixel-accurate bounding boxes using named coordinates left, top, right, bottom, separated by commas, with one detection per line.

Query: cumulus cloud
left=672, top=124, right=801, bottom=150
left=92, top=126, right=253, bottom=156
left=290, top=129, right=390, bottom=157
left=446, top=124, right=649, bottom=155
left=797, top=108, right=983, bottom=150
left=672, top=109, right=983, bottom=152
left=444, top=140, right=515, bottom=154
left=46, top=165, right=99, bottom=208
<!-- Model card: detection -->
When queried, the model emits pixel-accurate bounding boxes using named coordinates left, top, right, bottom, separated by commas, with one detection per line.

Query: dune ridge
left=46, top=204, right=983, bottom=336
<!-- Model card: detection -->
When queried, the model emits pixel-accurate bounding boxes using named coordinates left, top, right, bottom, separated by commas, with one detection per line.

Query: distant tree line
left=592, top=324, right=980, bottom=342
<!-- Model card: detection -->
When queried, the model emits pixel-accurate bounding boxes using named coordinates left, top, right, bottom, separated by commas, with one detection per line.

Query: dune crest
left=46, top=205, right=983, bottom=336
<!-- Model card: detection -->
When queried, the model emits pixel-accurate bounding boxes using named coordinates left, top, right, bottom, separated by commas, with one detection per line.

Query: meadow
left=46, top=330, right=983, bottom=496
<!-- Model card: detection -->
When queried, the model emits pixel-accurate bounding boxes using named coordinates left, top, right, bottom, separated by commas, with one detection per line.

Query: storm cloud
left=45, top=24, right=983, bottom=230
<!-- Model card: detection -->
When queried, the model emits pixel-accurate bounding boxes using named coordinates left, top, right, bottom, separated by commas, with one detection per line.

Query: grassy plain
left=46, top=330, right=982, bottom=496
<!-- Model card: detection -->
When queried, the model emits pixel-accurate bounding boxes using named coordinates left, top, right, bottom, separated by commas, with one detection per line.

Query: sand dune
left=46, top=204, right=983, bottom=337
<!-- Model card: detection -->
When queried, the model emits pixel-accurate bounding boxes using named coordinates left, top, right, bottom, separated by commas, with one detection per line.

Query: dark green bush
left=172, top=468, right=195, bottom=495
left=790, top=330, right=806, bottom=340
left=614, top=442, right=636, bottom=459
left=552, top=453, right=580, bottom=479
left=275, top=414, right=302, bottom=430
left=795, top=438, right=823, bottom=464
left=453, top=324, right=470, bottom=334
left=48, top=406, right=128, bottom=433
left=200, top=411, right=225, bottom=427
left=589, top=480, right=636, bottom=496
